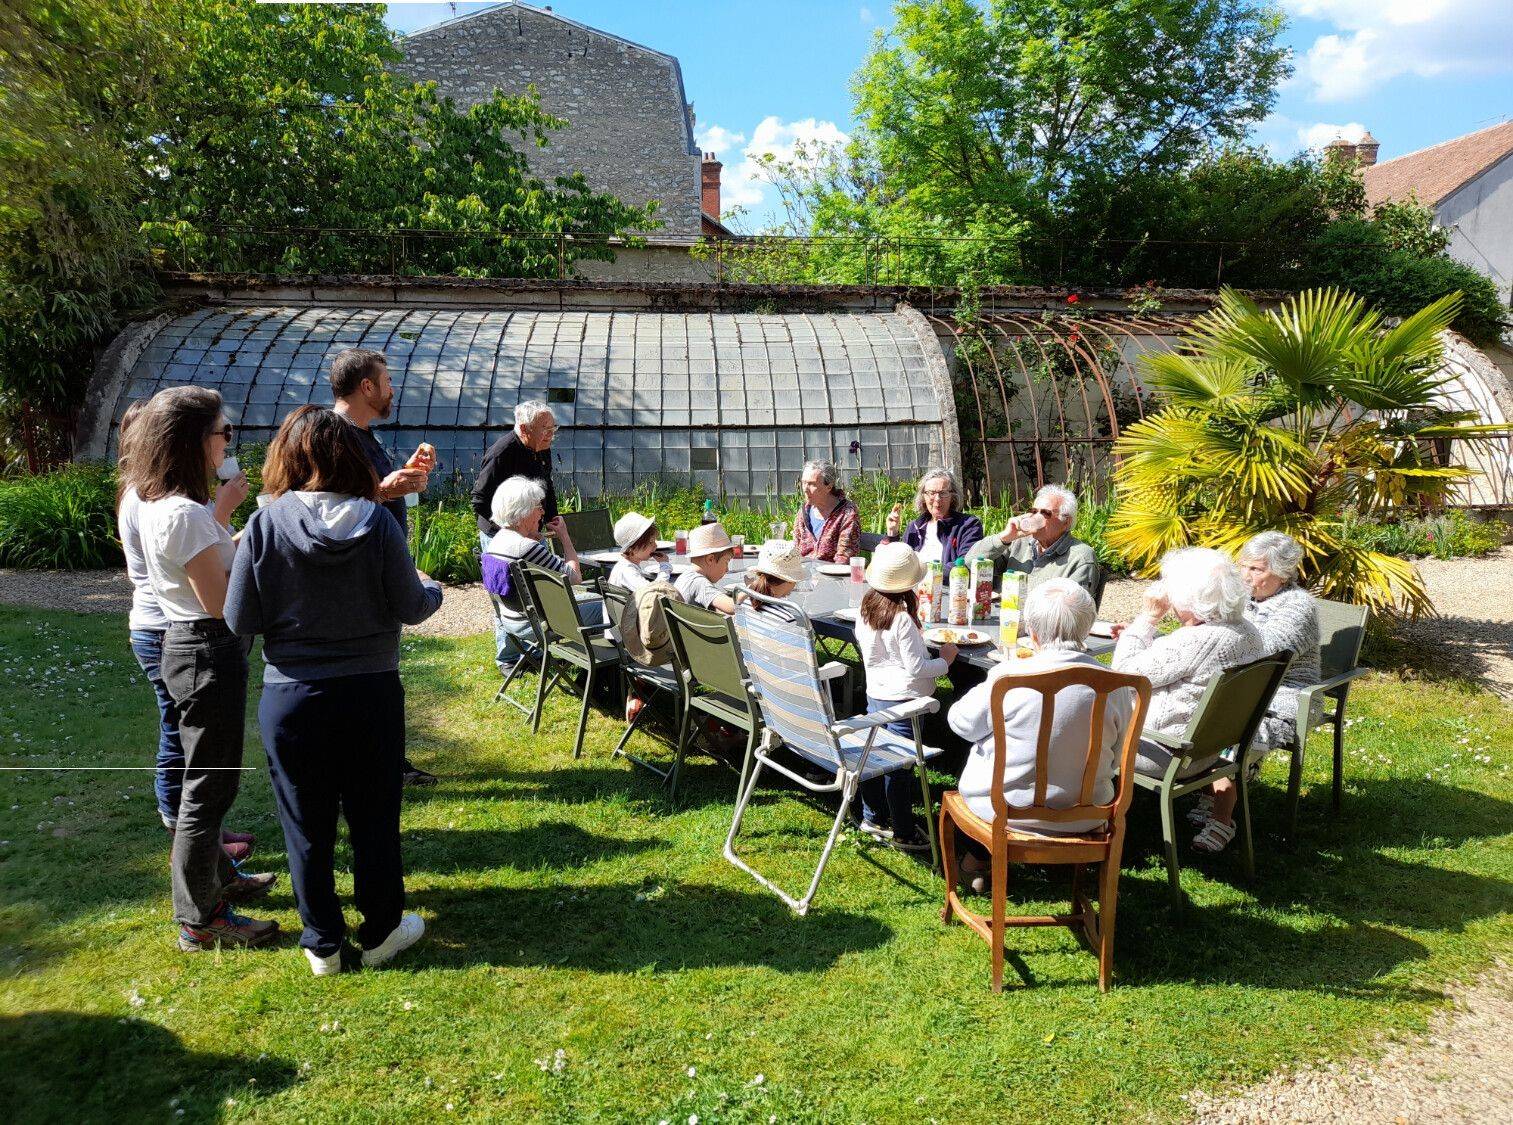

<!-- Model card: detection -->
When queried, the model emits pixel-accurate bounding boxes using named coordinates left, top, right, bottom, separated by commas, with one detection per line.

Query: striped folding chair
left=727, top=589, right=945, bottom=916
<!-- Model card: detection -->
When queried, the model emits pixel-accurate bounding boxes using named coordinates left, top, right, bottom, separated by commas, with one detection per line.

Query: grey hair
left=801, top=458, right=840, bottom=490
left=514, top=401, right=554, bottom=428
left=1238, top=530, right=1304, bottom=583
left=1034, top=483, right=1078, bottom=524
left=1023, top=577, right=1095, bottom=651
left=1160, top=547, right=1247, bottom=624
left=914, top=468, right=959, bottom=519
left=490, top=475, right=547, bottom=529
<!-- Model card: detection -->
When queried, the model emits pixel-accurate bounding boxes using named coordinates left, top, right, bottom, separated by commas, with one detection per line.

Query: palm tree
left=1108, top=287, right=1506, bottom=615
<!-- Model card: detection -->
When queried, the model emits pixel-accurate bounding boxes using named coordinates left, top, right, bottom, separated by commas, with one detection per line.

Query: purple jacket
left=888, top=511, right=984, bottom=566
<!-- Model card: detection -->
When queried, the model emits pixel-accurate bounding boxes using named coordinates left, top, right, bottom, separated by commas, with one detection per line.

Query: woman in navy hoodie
left=226, top=406, right=443, bottom=976
left=882, top=468, right=984, bottom=568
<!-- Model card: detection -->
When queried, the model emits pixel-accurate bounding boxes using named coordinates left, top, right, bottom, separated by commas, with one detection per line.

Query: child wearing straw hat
left=674, top=523, right=739, bottom=615
left=609, top=511, right=663, bottom=592
left=745, top=540, right=806, bottom=603
left=854, top=542, right=958, bottom=851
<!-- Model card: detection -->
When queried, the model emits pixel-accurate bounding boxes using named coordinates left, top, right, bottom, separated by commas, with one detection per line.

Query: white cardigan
left=855, top=610, right=948, bottom=701
left=1112, top=617, right=1265, bottom=739
left=947, top=649, right=1135, bottom=833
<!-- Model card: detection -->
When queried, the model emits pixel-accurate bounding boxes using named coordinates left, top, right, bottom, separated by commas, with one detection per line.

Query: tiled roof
left=1363, top=120, right=1513, bottom=207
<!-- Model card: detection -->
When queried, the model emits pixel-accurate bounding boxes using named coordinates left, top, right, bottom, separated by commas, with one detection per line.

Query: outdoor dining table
left=580, top=550, right=1117, bottom=674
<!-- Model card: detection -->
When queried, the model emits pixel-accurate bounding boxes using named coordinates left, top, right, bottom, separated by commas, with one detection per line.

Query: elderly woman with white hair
left=946, top=578, right=1137, bottom=887
left=1112, top=547, right=1265, bottom=852
left=794, top=459, right=861, bottom=563
left=968, top=483, right=1101, bottom=597
left=1188, top=531, right=1324, bottom=845
left=480, top=475, right=598, bottom=671
left=882, top=468, right=984, bottom=567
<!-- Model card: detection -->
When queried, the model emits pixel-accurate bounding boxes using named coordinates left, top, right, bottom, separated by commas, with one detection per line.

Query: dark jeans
left=160, top=619, right=249, bottom=927
left=260, top=670, right=406, bottom=955
left=128, top=629, right=185, bottom=826
left=858, top=695, right=925, bottom=838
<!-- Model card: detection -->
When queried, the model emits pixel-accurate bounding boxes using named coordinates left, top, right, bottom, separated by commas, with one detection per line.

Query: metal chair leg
left=1284, top=735, right=1304, bottom=844
left=1158, top=785, right=1183, bottom=912
left=1331, top=712, right=1345, bottom=812
left=531, top=651, right=553, bottom=733
left=1237, top=763, right=1256, bottom=882
left=572, top=665, right=595, bottom=760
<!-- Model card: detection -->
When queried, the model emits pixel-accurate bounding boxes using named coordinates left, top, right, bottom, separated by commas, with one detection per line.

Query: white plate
left=830, top=608, right=858, bottom=623
left=657, top=540, right=675, bottom=550
left=924, top=627, right=992, bottom=646
left=990, top=646, right=1039, bottom=663
left=817, top=564, right=852, bottom=577
left=1088, top=621, right=1116, bottom=638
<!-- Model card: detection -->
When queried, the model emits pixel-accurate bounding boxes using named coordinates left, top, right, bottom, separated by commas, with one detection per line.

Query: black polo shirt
left=471, top=430, right=557, bottom=537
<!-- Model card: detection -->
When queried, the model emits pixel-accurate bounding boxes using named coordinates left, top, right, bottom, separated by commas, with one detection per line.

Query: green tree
left=1108, top=287, right=1506, bottom=615
left=0, top=0, right=167, bottom=466
left=143, top=1, right=655, bottom=276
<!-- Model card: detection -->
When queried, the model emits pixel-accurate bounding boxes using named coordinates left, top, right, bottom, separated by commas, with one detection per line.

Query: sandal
left=1192, top=818, right=1236, bottom=854
left=1186, top=793, right=1215, bottom=827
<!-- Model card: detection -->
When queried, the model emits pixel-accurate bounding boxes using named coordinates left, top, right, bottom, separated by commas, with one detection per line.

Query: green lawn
left=0, top=604, right=1509, bottom=1123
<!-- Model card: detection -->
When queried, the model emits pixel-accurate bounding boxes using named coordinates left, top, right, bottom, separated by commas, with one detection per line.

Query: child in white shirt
left=609, top=511, right=664, bottom=592
left=853, top=542, right=957, bottom=851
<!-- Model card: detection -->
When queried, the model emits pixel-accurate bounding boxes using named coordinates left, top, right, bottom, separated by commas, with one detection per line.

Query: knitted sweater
left=1246, top=584, right=1322, bottom=747
left=1112, top=617, right=1265, bottom=740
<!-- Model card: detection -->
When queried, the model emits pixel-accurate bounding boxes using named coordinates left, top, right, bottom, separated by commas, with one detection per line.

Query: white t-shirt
left=118, top=487, right=169, bottom=633
left=855, top=608, right=948, bottom=701
left=675, top=569, right=722, bottom=610
left=609, top=558, right=651, bottom=592
left=918, top=520, right=944, bottom=566
left=137, top=494, right=237, bottom=623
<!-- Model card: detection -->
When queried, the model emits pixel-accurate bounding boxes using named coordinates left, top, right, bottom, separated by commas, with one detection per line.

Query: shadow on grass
left=0, top=1011, right=297, bottom=1124
left=406, top=820, right=660, bottom=875
left=1362, top=616, right=1513, bottom=697
left=411, top=881, right=893, bottom=974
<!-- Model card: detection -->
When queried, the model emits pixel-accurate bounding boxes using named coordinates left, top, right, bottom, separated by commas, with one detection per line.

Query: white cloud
left=695, top=124, right=746, bottom=158
left=860, top=5, right=874, bottom=24
left=1284, top=1, right=1513, bottom=101
left=1298, top=120, right=1368, bottom=150
left=701, top=116, right=851, bottom=222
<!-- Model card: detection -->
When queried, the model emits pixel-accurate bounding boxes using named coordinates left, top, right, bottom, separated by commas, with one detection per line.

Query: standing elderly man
left=329, top=348, right=438, bottom=789
left=471, top=402, right=576, bottom=560
left=969, top=483, right=1100, bottom=598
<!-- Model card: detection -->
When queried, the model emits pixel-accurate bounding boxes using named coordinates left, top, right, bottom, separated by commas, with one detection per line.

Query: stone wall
left=394, top=2, right=702, bottom=241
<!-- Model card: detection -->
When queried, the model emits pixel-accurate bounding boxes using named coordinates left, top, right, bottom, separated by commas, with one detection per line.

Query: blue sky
left=381, top=2, right=1513, bottom=228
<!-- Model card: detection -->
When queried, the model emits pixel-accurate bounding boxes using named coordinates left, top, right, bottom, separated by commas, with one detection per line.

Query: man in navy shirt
left=330, top=348, right=439, bottom=788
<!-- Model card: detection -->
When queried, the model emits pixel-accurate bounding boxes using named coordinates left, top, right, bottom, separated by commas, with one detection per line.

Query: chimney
left=1355, top=130, right=1379, bottom=167
left=701, top=151, right=722, bottom=220
left=1324, top=137, right=1357, bottom=165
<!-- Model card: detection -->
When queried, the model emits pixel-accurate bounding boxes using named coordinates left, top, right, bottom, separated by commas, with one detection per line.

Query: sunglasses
left=1032, top=507, right=1059, bottom=519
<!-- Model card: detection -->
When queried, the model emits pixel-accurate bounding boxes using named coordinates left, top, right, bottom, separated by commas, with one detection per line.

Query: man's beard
left=375, top=390, right=393, bottom=419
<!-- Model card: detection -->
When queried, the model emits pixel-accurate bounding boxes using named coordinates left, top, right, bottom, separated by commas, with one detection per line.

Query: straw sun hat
left=613, top=511, right=655, bottom=550
left=753, top=540, right=806, bottom=585
left=865, top=541, right=925, bottom=593
left=686, top=522, right=735, bottom=559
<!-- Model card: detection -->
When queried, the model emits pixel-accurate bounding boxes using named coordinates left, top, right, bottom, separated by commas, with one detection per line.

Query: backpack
left=620, top=580, right=683, bottom=667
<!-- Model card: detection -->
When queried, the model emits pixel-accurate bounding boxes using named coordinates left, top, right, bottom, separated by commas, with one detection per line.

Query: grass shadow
left=0, top=1011, right=297, bottom=1124
left=406, top=820, right=660, bottom=875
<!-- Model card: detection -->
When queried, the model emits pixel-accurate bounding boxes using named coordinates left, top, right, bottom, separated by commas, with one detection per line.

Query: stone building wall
left=394, top=2, right=703, bottom=240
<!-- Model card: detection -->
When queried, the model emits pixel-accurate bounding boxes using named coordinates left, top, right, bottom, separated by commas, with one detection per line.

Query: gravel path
left=1185, top=967, right=1513, bottom=1123
left=4, top=550, right=1512, bottom=693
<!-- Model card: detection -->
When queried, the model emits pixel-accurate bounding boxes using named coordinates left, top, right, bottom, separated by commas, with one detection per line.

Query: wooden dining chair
left=939, top=665, right=1151, bottom=993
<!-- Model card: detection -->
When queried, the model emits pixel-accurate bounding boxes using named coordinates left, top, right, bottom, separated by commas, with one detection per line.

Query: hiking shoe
left=402, top=766, right=439, bottom=788
left=362, top=913, right=425, bottom=968
left=223, top=871, right=277, bottom=903
left=222, top=828, right=256, bottom=847
left=304, top=943, right=363, bottom=977
left=891, top=828, right=933, bottom=854
left=178, top=905, right=278, bottom=951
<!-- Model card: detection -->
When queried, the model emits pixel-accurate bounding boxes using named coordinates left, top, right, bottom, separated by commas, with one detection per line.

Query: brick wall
left=394, top=3, right=703, bottom=240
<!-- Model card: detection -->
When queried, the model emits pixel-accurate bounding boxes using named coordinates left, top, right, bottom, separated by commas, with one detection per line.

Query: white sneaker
left=304, top=947, right=344, bottom=976
left=362, top=913, right=425, bottom=968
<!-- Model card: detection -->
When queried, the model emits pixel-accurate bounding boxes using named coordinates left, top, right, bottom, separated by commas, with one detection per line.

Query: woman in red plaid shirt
left=794, top=459, right=861, bottom=563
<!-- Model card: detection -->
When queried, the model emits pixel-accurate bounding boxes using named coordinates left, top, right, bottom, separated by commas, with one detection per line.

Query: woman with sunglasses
left=130, top=388, right=279, bottom=952
left=966, top=483, right=1100, bottom=598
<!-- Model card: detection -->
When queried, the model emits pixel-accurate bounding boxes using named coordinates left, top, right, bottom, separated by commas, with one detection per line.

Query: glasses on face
left=211, top=424, right=234, bottom=442
left=923, top=489, right=954, bottom=499
left=1032, top=507, right=1059, bottom=520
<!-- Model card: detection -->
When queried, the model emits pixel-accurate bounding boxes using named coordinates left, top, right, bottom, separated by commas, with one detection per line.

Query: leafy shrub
left=0, top=464, right=122, bottom=569
left=1338, top=510, right=1507, bottom=561
left=409, top=502, right=481, bottom=584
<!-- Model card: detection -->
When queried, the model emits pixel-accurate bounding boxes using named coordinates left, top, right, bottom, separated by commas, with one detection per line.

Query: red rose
left=1067, top=293, right=1080, bottom=304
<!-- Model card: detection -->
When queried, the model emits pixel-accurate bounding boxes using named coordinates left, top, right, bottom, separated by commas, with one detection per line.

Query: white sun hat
left=686, top=522, right=734, bottom=559
left=613, top=511, right=656, bottom=550
left=753, top=540, right=806, bottom=585
left=865, top=541, right=925, bottom=593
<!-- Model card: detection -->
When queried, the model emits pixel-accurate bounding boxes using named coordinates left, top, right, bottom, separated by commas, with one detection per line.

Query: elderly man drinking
left=472, top=401, right=574, bottom=558
left=968, top=483, right=1099, bottom=597
left=946, top=578, right=1136, bottom=888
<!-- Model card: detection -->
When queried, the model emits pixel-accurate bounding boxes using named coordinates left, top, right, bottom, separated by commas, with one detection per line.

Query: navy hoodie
left=226, top=492, right=443, bottom=683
